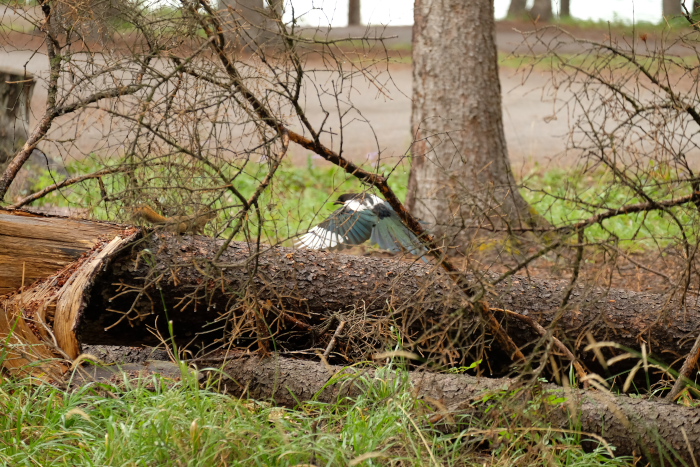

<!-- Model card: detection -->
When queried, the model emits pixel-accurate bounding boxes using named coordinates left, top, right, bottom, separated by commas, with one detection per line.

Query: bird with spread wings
left=296, top=193, right=428, bottom=260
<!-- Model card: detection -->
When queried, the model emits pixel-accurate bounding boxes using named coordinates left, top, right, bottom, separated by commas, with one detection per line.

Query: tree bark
left=560, top=0, right=571, bottom=17
left=218, top=0, right=280, bottom=50
left=663, top=0, right=683, bottom=17
left=507, top=0, right=528, bottom=17
left=214, top=355, right=700, bottom=464
left=529, top=0, right=553, bottom=21
left=348, top=0, right=361, bottom=26
left=81, top=235, right=700, bottom=370
left=1, top=211, right=699, bottom=378
left=407, top=0, right=541, bottom=245
left=0, top=68, right=34, bottom=165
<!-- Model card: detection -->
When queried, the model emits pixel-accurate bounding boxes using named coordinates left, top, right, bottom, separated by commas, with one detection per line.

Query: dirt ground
left=1, top=12, right=677, bottom=174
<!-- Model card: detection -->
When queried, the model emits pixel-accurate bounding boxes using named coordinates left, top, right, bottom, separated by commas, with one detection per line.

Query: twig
left=492, top=307, right=588, bottom=384
left=7, top=166, right=133, bottom=209
left=323, top=321, right=347, bottom=358
left=666, top=330, right=700, bottom=401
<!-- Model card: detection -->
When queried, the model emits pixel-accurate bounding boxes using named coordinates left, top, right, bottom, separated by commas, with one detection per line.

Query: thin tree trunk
left=218, top=0, right=279, bottom=50
left=408, top=0, right=542, bottom=245
left=560, top=0, right=571, bottom=17
left=348, top=0, right=361, bottom=26
left=529, top=0, right=553, bottom=21
left=663, top=0, right=683, bottom=17
left=0, top=68, right=34, bottom=165
left=507, top=0, right=528, bottom=17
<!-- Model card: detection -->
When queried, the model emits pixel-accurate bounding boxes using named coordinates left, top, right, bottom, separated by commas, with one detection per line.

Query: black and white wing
left=370, top=204, right=428, bottom=258
left=297, top=207, right=377, bottom=250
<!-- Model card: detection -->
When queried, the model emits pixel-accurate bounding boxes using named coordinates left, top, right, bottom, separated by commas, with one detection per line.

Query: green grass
left=504, top=12, right=698, bottom=33
left=522, top=166, right=700, bottom=251
left=545, top=15, right=692, bottom=33
left=27, top=155, right=410, bottom=247
left=25, top=158, right=699, bottom=252
left=0, top=361, right=633, bottom=466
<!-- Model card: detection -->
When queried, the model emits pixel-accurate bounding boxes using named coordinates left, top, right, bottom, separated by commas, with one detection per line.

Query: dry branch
left=189, top=0, right=523, bottom=361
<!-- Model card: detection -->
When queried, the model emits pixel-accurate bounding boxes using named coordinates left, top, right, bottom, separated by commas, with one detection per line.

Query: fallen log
left=78, top=234, right=700, bottom=367
left=260, top=355, right=700, bottom=463
left=222, top=355, right=700, bottom=464
left=1, top=210, right=699, bottom=376
left=75, top=354, right=700, bottom=465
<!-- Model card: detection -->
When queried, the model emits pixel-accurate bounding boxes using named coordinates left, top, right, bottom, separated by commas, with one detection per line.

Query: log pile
left=1, top=209, right=699, bottom=463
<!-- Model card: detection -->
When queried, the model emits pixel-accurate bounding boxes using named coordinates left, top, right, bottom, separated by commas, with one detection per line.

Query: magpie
left=296, top=193, right=428, bottom=260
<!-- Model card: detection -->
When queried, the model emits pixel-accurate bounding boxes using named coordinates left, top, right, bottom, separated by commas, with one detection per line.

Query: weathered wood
left=54, top=233, right=140, bottom=358
left=0, top=209, right=124, bottom=294
left=0, top=225, right=138, bottom=377
left=0, top=277, right=67, bottom=380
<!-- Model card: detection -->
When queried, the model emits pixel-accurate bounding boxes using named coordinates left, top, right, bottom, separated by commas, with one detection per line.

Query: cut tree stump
left=0, top=209, right=129, bottom=378
left=0, top=68, right=34, bottom=164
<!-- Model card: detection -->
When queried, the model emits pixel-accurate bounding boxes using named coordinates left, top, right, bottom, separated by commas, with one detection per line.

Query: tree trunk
left=2, top=210, right=699, bottom=378
left=530, top=0, right=553, bottom=21
left=506, top=0, right=528, bottom=17
left=348, top=0, right=361, bottom=26
left=0, top=68, right=34, bottom=165
left=663, top=0, right=683, bottom=17
left=211, top=355, right=699, bottom=464
left=49, top=0, right=123, bottom=41
left=408, top=0, right=541, bottom=245
left=218, top=0, right=280, bottom=50
left=83, top=236, right=700, bottom=372
left=560, top=0, right=571, bottom=17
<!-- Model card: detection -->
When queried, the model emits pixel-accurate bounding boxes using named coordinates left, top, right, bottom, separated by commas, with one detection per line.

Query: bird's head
left=334, top=193, right=364, bottom=205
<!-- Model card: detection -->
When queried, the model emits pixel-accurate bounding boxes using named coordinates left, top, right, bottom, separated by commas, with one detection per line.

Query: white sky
left=284, top=0, right=688, bottom=27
